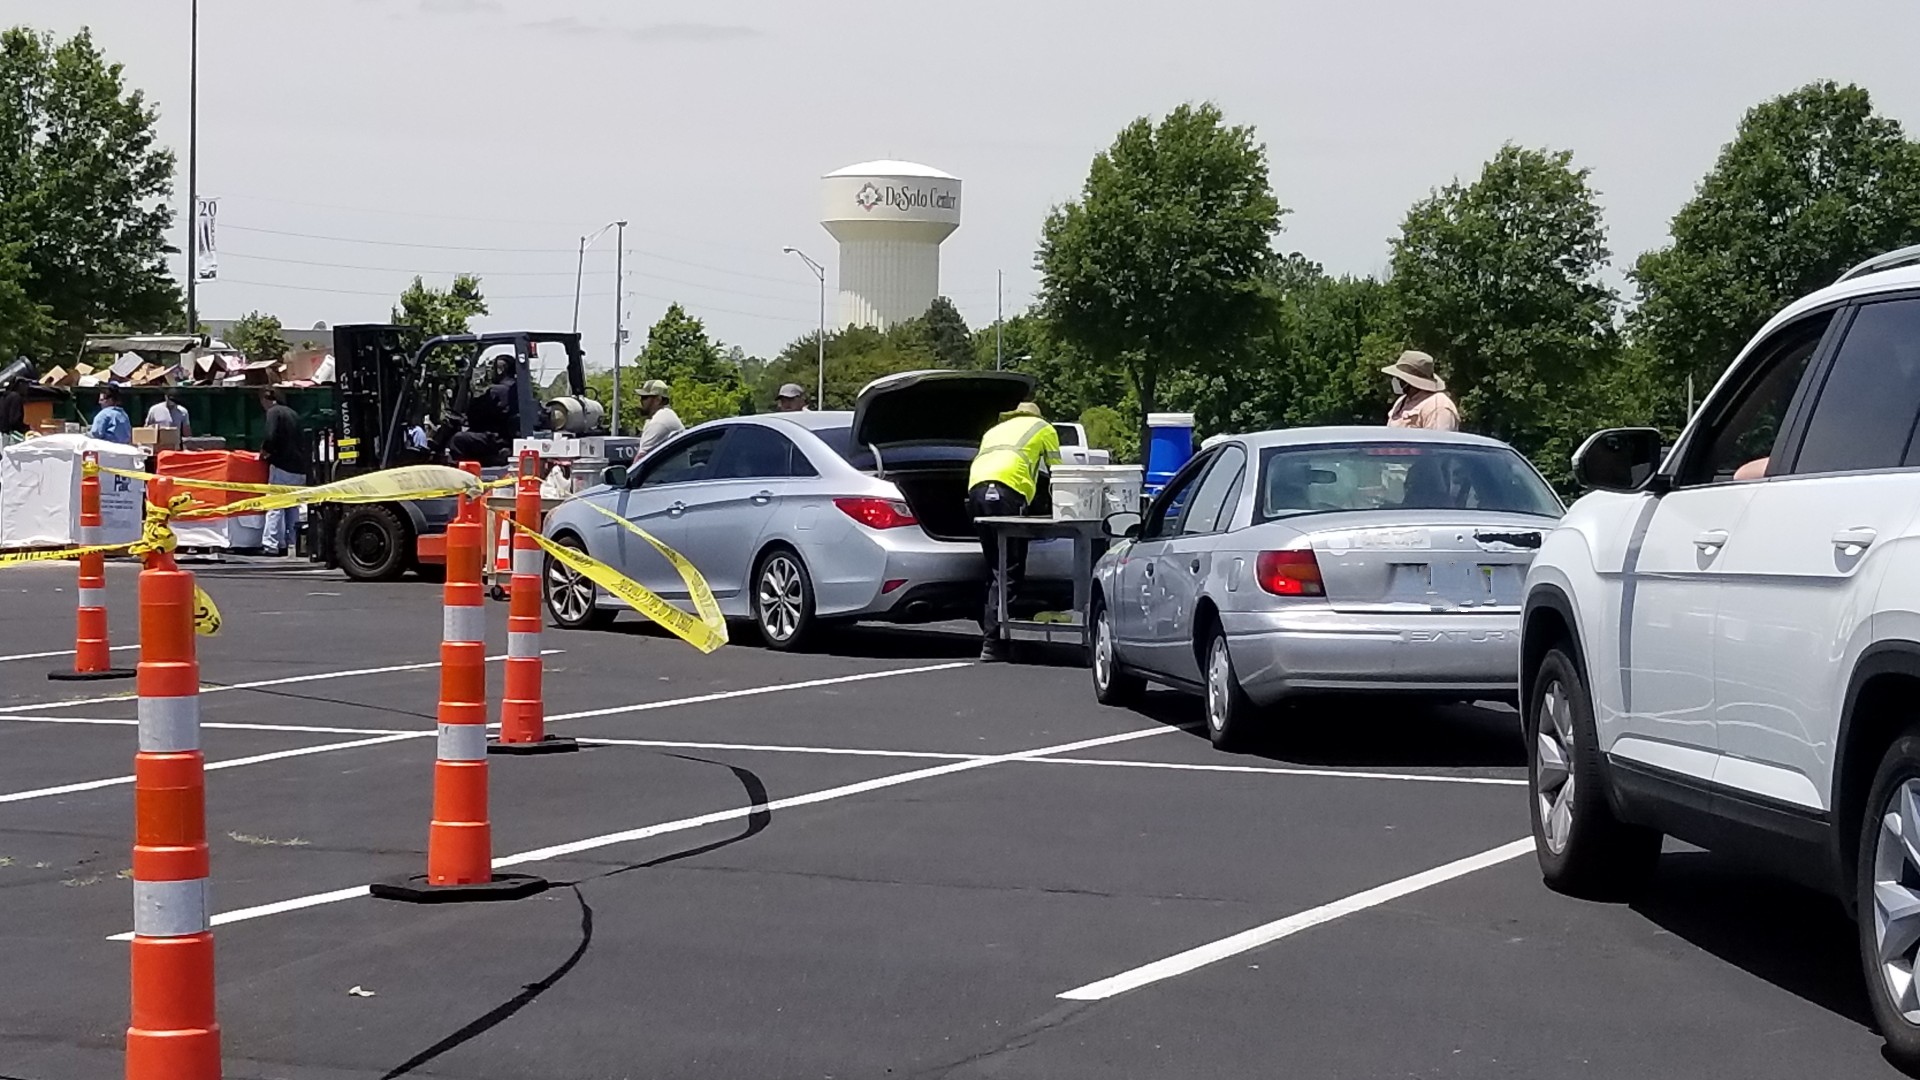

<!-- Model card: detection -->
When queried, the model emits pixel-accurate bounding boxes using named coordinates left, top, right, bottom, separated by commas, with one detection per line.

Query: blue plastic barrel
left=1144, top=412, right=1195, bottom=495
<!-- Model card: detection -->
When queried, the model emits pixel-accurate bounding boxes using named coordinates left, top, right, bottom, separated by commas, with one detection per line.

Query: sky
left=23, top=0, right=1920, bottom=366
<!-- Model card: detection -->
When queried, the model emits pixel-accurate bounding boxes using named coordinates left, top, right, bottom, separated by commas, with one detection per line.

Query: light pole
left=995, top=269, right=1003, bottom=370
left=612, top=220, right=627, bottom=437
left=184, top=0, right=199, bottom=337
left=782, top=247, right=826, bottom=407
left=572, top=221, right=624, bottom=432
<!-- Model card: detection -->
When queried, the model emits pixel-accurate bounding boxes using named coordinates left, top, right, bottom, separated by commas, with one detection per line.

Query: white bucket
left=1051, top=464, right=1143, bottom=522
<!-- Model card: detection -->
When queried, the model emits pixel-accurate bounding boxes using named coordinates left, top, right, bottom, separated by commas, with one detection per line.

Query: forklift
left=307, top=323, right=613, bottom=581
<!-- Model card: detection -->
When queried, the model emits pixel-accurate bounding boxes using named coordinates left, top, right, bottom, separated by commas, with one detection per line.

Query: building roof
left=824, top=160, right=958, bottom=180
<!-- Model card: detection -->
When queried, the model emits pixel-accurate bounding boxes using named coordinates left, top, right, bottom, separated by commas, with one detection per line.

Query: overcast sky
left=25, top=0, right=1920, bottom=364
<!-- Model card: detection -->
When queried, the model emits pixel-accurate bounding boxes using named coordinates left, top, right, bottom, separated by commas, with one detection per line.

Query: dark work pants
left=968, top=481, right=1029, bottom=642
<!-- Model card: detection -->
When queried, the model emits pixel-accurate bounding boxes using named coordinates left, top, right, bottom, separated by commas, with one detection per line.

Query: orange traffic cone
left=52, top=452, right=135, bottom=681
left=125, top=478, right=221, bottom=1080
left=491, top=451, right=574, bottom=755
left=371, top=461, right=546, bottom=904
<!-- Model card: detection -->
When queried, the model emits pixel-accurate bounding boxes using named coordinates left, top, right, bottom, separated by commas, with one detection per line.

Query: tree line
left=12, top=19, right=1920, bottom=486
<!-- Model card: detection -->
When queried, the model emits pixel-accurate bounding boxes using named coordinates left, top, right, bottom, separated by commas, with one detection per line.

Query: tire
left=335, top=504, right=411, bottom=582
left=1202, top=624, right=1256, bottom=751
left=753, top=547, right=816, bottom=651
left=543, top=534, right=615, bottom=630
left=1855, top=734, right=1920, bottom=1071
left=1527, top=647, right=1661, bottom=898
left=1090, top=598, right=1145, bottom=707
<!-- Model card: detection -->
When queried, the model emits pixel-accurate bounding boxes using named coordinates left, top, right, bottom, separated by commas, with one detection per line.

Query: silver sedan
left=540, top=370, right=1067, bottom=650
left=1089, top=427, right=1563, bottom=749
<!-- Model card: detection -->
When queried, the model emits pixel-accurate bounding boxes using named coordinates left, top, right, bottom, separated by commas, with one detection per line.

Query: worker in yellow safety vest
left=967, top=401, right=1062, bottom=662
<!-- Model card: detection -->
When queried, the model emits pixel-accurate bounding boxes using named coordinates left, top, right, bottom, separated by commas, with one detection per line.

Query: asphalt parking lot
left=0, top=560, right=1902, bottom=1079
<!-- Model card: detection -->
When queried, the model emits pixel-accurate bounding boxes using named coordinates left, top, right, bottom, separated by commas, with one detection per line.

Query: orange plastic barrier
left=492, top=451, right=573, bottom=755
left=51, top=451, right=135, bottom=682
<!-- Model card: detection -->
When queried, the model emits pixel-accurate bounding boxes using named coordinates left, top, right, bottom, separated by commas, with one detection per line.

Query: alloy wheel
left=1535, top=679, right=1576, bottom=855
left=1872, top=778, right=1920, bottom=1021
left=758, top=555, right=803, bottom=642
left=1206, top=638, right=1232, bottom=733
left=546, top=558, right=593, bottom=624
left=1093, top=608, right=1116, bottom=691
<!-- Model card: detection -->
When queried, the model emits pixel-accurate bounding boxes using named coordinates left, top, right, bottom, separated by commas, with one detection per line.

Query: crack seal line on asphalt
left=107, top=724, right=1179, bottom=940
left=0, top=650, right=566, bottom=715
left=1055, top=837, right=1536, bottom=1001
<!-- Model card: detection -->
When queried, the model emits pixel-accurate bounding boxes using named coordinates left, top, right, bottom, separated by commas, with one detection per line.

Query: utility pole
left=995, top=270, right=1004, bottom=370
left=184, top=0, right=199, bottom=338
left=782, top=247, right=827, bottom=407
left=611, top=220, right=627, bottom=437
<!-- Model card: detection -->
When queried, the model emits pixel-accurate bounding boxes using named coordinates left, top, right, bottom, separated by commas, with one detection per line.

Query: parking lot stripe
left=576, top=737, right=984, bottom=761
left=0, top=644, right=139, bottom=663
left=1056, top=837, right=1535, bottom=1001
left=108, top=723, right=1180, bottom=939
left=1024, top=757, right=1528, bottom=787
left=0, top=650, right=565, bottom=715
left=0, top=714, right=418, bottom=737
left=1, top=733, right=422, bottom=804
left=542, top=661, right=974, bottom=723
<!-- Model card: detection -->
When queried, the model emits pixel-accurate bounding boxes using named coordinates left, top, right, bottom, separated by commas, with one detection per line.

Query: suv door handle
left=751, top=490, right=774, bottom=505
left=667, top=501, right=686, bottom=516
left=1833, top=527, right=1878, bottom=552
left=1693, top=530, right=1729, bottom=555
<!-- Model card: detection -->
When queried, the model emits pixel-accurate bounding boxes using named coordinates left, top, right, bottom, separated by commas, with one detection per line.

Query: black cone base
left=487, top=735, right=579, bottom=756
left=48, top=668, right=136, bottom=682
left=369, top=872, right=548, bottom=904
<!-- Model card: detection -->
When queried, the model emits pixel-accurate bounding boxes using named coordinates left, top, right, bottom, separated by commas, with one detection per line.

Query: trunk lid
left=850, top=369, right=1036, bottom=449
left=1294, top=511, right=1552, bottom=613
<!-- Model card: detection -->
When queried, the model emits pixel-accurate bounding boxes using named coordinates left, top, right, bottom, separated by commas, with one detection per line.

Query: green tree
left=0, top=27, right=178, bottom=357
left=1391, top=144, right=1619, bottom=476
left=1077, top=404, right=1139, bottom=463
left=1632, top=81, right=1920, bottom=427
left=0, top=236, right=50, bottom=361
left=627, top=303, right=748, bottom=427
left=392, top=274, right=488, bottom=338
left=225, top=310, right=287, bottom=364
left=901, top=296, right=973, bottom=368
left=1038, top=102, right=1285, bottom=459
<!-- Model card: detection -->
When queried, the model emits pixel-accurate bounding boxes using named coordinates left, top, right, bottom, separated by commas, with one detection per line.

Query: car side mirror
left=1103, top=511, right=1143, bottom=539
left=1572, top=428, right=1663, bottom=493
left=602, top=464, right=628, bottom=488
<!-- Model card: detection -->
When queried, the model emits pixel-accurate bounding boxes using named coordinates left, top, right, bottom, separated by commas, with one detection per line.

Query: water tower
left=821, top=160, right=962, bottom=330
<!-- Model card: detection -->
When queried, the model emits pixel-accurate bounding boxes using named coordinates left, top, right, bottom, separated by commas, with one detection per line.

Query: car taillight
left=834, top=497, right=918, bottom=530
left=1256, top=549, right=1324, bottom=596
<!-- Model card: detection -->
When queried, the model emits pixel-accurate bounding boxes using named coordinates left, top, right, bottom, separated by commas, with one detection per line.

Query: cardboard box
left=37, top=366, right=68, bottom=387
left=132, top=426, right=182, bottom=452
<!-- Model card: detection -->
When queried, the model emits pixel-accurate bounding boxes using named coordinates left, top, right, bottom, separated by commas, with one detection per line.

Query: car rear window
left=813, top=425, right=976, bottom=471
left=1255, top=443, right=1562, bottom=521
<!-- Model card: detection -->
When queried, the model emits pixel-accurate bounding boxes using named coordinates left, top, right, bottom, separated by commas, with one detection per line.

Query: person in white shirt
left=633, top=380, right=684, bottom=458
left=144, top=389, right=191, bottom=437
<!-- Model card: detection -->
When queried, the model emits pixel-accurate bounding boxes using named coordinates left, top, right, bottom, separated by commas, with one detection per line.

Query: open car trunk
left=887, top=465, right=975, bottom=542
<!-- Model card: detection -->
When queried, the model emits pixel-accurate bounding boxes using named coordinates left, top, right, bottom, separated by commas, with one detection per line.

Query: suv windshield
left=1256, top=442, right=1562, bottom=522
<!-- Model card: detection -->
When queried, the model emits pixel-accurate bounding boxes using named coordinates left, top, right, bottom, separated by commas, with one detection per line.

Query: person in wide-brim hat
left=1382, top=350, right=1460, bottom=431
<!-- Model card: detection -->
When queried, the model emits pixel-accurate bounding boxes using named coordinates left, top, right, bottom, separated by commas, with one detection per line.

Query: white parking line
left=0, top=645, right=139, bottom=664
left=1056, top=837, right=1535, bottom=1001
left=108, top=724, right=1180, bottom=939
left=0, top=733, right=422, bottom=805
left=5, top=663, right=977, bottom=806
left=0, top=650, right=564, bottom=715
left=1025, top=757, right=1529, bottom=787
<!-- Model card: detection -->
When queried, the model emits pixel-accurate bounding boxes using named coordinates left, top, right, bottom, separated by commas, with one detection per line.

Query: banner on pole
left=194, top=197, right=218, bottom=281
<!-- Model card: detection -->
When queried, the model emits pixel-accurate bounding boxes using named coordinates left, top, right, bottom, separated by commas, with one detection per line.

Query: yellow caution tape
left=576, top=501, right=725, bottom=634
left=193, top=584, right=222, bottom=636
left=179, top=464, right=484, bottom=520
left=100, top=465, right=301, bottom=497
left=0, top=541, right=127, bottom=566
left=508, top=519, right=727, bottom=654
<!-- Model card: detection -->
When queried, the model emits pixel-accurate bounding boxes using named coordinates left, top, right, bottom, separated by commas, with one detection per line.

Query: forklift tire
left=336, top=505, right=412, bottom=582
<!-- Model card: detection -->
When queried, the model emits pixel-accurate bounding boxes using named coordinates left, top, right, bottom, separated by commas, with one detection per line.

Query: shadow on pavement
left=1632, top=848, right=1873, bottom=1030
left=1124, top=690, right=1525, bottom=769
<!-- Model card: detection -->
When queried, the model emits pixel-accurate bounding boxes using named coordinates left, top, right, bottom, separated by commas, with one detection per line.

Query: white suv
left=1521, top=245, right=1920, bottom=1067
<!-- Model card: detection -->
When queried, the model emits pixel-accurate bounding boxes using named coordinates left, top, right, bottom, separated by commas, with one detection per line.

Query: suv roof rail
left=1837, top=243, right=1920, bottom=283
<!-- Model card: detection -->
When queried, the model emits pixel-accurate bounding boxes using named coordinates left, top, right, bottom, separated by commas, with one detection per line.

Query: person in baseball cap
left=775, top=383, right=808, bottom=412
left=1382, top=350, right=1460, bottom=432
left=634, top=378, right=684, bottom=458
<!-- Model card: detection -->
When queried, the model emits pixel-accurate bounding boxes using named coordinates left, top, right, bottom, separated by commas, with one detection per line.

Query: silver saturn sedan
left=541, top=369, right=1067, bottom=650
left=1089, top=427, right=1563, bottom=749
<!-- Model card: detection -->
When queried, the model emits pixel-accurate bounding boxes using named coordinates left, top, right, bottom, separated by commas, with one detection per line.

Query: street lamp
left=782, top=247, right=826, bottom=407
left=574, top=220, right=626, bottom=434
